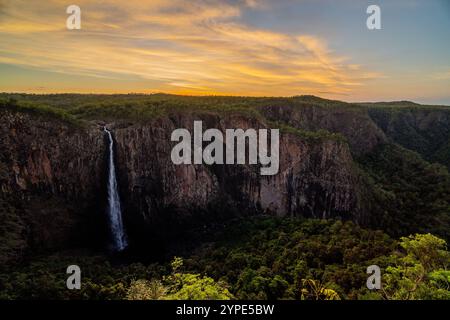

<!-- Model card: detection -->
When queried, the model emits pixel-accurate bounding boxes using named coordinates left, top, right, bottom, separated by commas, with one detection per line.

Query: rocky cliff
left=0, top=105, right=363, bottom=262
left=0, top=109, right=106, bottom=264
left=111, top=113, right=362, bottom=244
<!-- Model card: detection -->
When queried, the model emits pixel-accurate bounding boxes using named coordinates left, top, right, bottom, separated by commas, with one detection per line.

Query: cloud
left=0, top=0, right=380, bottom=96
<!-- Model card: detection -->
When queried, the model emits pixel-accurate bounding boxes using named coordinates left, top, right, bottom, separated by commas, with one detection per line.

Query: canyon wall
left=0, top=110, right=106, bottom=264
left=112, top=113, right=362, bottom=239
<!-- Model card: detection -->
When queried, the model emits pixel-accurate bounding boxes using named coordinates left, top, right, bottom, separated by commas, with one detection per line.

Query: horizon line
left=2, top=91, right=450, bottom=107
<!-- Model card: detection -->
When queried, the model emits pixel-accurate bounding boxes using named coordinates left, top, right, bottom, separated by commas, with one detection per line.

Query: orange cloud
left=0, top=0, right=381, bottom=97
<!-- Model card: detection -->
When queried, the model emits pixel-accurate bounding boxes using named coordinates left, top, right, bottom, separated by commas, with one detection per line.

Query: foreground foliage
left=1, top=218, right=449, bottom=300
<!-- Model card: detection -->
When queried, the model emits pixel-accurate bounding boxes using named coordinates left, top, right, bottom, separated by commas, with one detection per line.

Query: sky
left=0, top=0, right=449, bottom=104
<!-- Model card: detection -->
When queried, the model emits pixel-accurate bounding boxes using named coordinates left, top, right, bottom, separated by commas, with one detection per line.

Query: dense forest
left=1, top=218, right=449, bottom=300
left=1, top=93, right=450, bottom=300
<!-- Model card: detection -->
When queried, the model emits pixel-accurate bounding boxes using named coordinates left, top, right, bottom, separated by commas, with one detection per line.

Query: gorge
left=1, top=94, right=450, bottom=265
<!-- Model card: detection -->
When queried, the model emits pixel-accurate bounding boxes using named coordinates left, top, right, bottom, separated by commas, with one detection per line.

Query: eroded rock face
left=0, top=110, right=106, bottom=261
left=112, top=113, right=362, bottom=234
left=0, top=111, right=104, bottom=198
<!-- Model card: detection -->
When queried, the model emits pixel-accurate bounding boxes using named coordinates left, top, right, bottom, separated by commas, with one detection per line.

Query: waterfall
left=104, top=127, right=127, bottom=252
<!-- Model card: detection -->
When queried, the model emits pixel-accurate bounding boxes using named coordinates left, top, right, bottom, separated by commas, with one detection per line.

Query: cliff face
left=0, top=111, right=104, bottom=198
left=112, top=113, right=362, bottom=242
left=259, top=102, right=387, bottom=155
left=0, top=110, right=106, bottom=263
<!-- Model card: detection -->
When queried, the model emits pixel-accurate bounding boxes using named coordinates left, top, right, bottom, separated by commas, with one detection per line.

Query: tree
left=126, top=257, right=234, bottom=300
left=300, top=279, right=340, bottom=300
left=164, top=257, right=234, bottom=300
left=126, top=279, right=166, bottom=300
left=382, top=234, right=450, bottom=300
left=164, top=273, right=233, bottom=300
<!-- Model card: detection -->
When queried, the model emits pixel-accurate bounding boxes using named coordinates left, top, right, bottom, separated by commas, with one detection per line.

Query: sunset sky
left=0, top=0, right=449, bottom=104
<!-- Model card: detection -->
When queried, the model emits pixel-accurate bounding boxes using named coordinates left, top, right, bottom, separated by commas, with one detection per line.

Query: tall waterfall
left=104, top=127, right=127, bottom=252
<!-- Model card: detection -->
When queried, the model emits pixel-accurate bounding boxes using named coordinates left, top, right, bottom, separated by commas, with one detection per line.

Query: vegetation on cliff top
left=2, top=93, right=447, bottom=143
left=0, top=93, right=347, bottom=142
left=0, top=98, right=84, bottom=127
